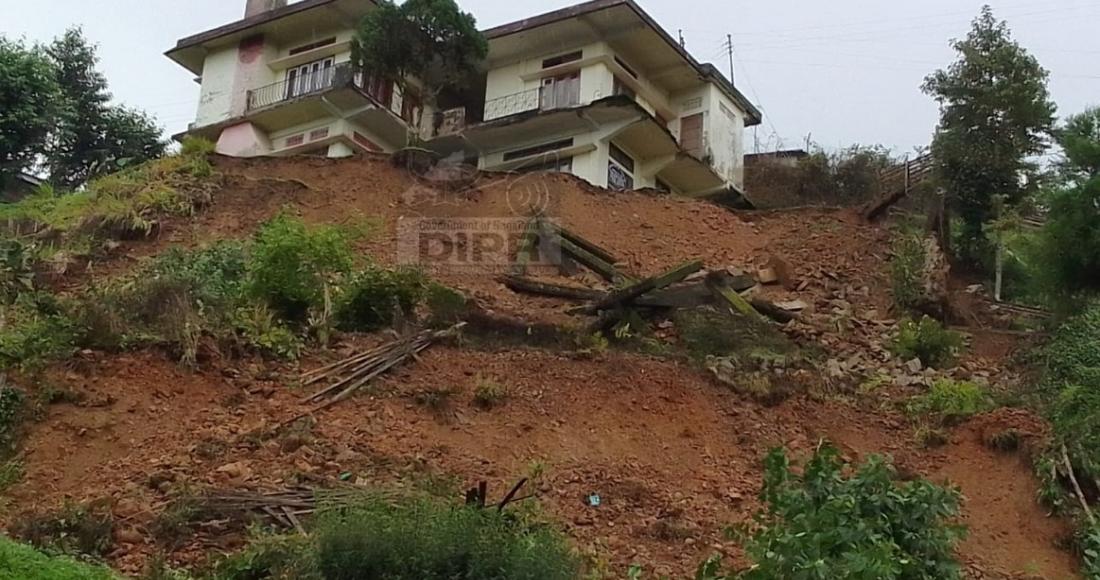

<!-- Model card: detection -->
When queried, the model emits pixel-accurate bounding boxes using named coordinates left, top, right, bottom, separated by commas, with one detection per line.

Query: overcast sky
left=3, top=0, right=1098, bottom=155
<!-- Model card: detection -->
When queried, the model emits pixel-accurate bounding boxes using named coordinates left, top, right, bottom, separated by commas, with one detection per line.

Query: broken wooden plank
left=558, top=237, right=631, bottom=285
left=706, top=272, right=761, bottom=319
left=500, top=275, right=604, bottom=302
left=511, top=216, right=542, bottom=276
left=578, top=260, right=704, bottom=315
left=558, top=227, right=619, bottom=267
left=750, top=298, right=796, bottom=324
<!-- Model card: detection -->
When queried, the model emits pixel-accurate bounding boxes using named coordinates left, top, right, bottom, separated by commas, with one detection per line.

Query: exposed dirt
left=4, top=154, right=1082, bottom=578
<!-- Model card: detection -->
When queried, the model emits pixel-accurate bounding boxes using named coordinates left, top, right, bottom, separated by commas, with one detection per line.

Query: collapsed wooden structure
left=503, top=215, right=803, bottom=329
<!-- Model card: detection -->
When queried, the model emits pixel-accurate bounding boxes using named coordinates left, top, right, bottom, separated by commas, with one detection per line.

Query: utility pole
left=726, top=34, right=735, bottom=84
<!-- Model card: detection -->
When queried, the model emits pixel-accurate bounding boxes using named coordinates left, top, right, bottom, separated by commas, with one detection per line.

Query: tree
left=352, top=0, right=487, bottom=109
left=1032, top=108, right=1100, bottom=300
left=922, top=6, right=1055, bottom=265
left=0, top=38, right=58, bottom=186
left=45, top=28, right=164, bottom=188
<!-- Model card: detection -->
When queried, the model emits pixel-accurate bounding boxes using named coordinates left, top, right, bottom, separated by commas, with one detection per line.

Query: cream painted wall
left=195, top=47, right=238, bottom=128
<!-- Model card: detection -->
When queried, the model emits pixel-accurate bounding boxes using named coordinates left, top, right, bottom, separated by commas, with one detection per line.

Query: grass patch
left=890, top=229, right=927, bottom=312
left=472, top=376, right=509, bottom=410
left=676, top=307, right=796, bottom=364
left=10, top=502, right=114, bottom=559
left=0, top=535, right=118, bottom=579
left=907, top=379, right=990, bottom=426
left=0, top=149, right=217, bottom=243
left=892, top=316, right=963, bottom=369
left=213, top=495, right=579, bottom=580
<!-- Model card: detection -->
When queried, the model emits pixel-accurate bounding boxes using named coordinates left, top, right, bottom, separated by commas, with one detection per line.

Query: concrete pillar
left=216, top=122, right=271, bottom=157
left=245, top=0, right=287, bottom=18
left=327, top=142, right=355, bottom=158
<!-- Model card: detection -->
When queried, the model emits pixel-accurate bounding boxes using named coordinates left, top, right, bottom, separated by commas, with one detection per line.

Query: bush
left=11, top=503, right=114, bottom=559
left=215, top=496, right=578, bottom=580
left=233, top=305, right=303, bottom=360
left=212, top=533, right=319, bottom=580
left=179, top=136, right=216, bottom=157
left=890, top=229, right=927, bottom=311
left=1040, top=300, right=1100, bottom=387
left=892, top=316, right=963, bottom=368
left=425, top=283, right=468, bottom=327
left=0, top=386, right=26, bottom=453
left=0, top=295, right=77, bottom=369
left=315, top=496, right=578, bottom=580
left=70, top=242, right=249, bottom=364
left=0, top=535, right=118, bottom=580
left=736, top=445, right=965, bottom=579
left=0, top=150, right=217, bottom=241
left=335, top=266, right=426, bottom=332
left=472, top=376, right=508, bottom=410
left=908, top=379, right=989, bottom=425
left=248, top=213, right=354, bottom=322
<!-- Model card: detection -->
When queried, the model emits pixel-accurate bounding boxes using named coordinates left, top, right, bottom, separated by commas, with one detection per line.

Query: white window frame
left=286, top=57, right=335, bottom=99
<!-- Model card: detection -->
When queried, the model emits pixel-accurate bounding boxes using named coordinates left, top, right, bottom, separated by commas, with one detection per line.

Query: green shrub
left=0, top=150, right=216, bottom=242
left=0, top=535, right=118, bottom=580
left=1041, top=301, right=1100, bottom=387
left=334, top=266, right=426, bottom=332
left=70, top=242, right=249, bottom=364
left=213, top=533, right=319, bottom=580
left=890, top=229, right=927, bottom=311
left=179, top=136, right=216, bottom=157
left=315, top=496, right=578, bottom=580
left=233, top=305, right=303, bottom=360
left=425, top=283, right=468, bottom=327
left=0, top=295, right=77, bottom=369
left=248, top=213, right=354, bottom=322
left=908, top=379, right=989, bottom=425
left=472, top=376, right=508, bottom=410
left=736, top=445, right=965, bottom=579
left=11, top=503, right=114, bottom=559
left=0, top=239, right=37, bottom=306
left=0, top=386, right=26, bottom=453
left=892, top=316, right=963, bottom=368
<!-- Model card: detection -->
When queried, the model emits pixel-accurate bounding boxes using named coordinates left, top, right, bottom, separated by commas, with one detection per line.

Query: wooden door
left=680, top=113, right=704, bottom=159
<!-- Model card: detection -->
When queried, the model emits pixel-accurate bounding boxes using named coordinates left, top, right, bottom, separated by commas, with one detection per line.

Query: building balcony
left=244, top=63, right=418, bottom=125
left=482, top=85, right=583, bottom=122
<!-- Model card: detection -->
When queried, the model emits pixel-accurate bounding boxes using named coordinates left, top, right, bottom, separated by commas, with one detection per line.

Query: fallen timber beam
left=706, top=272, right=762, bottom=320
left=499, top=275, right=604, bottom=302
left=558, top=227, right=619, bottom=267
left=558, top=236, right=631, bottom=285
left=502, top=273, right=757, bottom=310
left=510, top=217, right=542, bottom=276
left=577, top=260, right=705, bottom=315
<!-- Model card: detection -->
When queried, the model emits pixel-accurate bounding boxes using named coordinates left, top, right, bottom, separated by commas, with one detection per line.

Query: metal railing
left=247, top=65, right=344, bottom=111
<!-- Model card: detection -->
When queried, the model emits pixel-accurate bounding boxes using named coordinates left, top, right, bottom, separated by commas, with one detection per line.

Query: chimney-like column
left=245, top=0, right=287, bottom=18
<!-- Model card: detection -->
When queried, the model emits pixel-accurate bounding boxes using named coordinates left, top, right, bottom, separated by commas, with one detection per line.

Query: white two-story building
left=166, top=0, right=762, bottom=197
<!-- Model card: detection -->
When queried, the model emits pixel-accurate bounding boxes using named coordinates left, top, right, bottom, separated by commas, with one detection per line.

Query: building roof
left=171, top=0, right=339, bottom=53
left=483, top=0, right=763, bottom=126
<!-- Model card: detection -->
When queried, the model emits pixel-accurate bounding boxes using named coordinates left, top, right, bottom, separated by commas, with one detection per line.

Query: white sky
left=3, top=0, right=1098, bottom=154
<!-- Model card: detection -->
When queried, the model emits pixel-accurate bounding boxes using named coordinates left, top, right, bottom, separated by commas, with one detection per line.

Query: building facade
left=167, top=0, right=762, bottom=196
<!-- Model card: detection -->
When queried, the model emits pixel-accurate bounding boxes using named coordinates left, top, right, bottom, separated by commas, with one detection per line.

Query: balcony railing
left=483, top=86, right=583, bottom=122
left=245, top=63, right=419, bottom=128
left=247, top=65, right=342, bottom=111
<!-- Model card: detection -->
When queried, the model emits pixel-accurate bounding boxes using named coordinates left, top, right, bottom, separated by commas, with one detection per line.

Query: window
left=540, top=72, right=580, bottom=111
left=542, top=51, right=582, bottom=69
left=286, top=57, right=335, bottom=99
left=503, top=138, right=575, bottom=162
left=524, top=156, right=573, bottom=174
left=608, top=143, right=635, bottom=191
left=289, top=37, right=336, bottom=56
